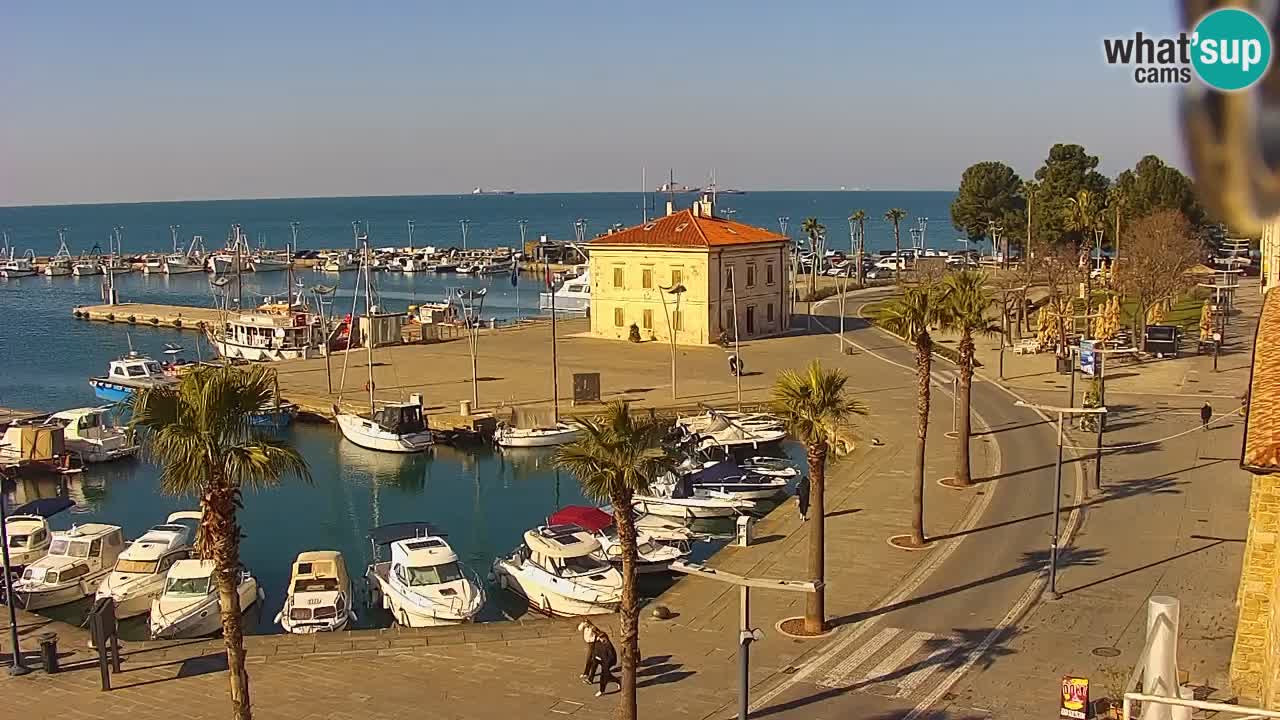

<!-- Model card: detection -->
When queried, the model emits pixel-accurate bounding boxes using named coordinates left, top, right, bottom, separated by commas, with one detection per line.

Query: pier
left=72, top=302, right=223, bottom=331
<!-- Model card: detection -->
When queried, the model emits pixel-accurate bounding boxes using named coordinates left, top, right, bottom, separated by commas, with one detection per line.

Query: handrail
left=1123, top=693, right=1280, bottom=720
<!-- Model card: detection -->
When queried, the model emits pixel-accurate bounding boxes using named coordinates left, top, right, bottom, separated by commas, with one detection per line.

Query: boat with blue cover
left=88, top=353, right=179, bottom=403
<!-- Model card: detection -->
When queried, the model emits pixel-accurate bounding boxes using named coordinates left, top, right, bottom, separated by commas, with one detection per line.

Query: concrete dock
left=72, top=302, right=223, bottom=331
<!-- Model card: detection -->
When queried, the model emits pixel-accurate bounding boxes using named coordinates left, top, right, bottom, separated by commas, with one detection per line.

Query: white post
left=1140, top=596, right=1181, bottom=720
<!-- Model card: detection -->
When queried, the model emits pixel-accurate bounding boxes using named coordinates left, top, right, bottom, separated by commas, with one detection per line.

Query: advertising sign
left=1080, top=339, right=1098, bottom=376
left=1060, top=676, right=1091, bottom=719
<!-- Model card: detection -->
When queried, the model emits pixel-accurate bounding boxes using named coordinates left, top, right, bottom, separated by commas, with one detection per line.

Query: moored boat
left=495, top=421, right=580, bottom=448
left=43, top=229, right=74, bottom=276
left=88, top=353, right=179, bottom=403
left=95, top=511, right=199, bottom=619
left=149, top=559, right=263, bottom=639
left=0, top=498, right=74, bottom=577
left=365, top=523, right=485, bottom=627
left=547, top=506, right=689, bottom=574
left=11, top=523, right=125, bottom=610
left=46, top=407, right=138, bottom=463
left=276, top=551, right=356, bottom=633
left=632, top=475, right=756, bottom=519
left=492, top=525, right=622, bottom=617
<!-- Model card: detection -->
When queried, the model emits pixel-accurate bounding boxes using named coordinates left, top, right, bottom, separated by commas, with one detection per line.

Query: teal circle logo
left=1191, top=8, right=1272, bottom=91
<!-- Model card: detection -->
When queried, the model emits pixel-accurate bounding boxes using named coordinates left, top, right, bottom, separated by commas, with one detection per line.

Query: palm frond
left=769, top=360, right=867, bottom=451
left=878, top=285, right=941, bottom=342
left=938, top=271, right=1001, bottom=339
left=554, top=401, right=674, bottom=503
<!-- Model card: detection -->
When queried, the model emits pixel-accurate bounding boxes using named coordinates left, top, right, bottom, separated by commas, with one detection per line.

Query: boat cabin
left=112, top=530, right=190, bottom=576
left=4, top=516, right=51, bottom=565
left=24, top=523, right=125, bottom=582
left=366, top=403, right=427, bottom=435
left=162, top=559, right=227, bottom=597
left=519, top=525, right=609, bottom=579
left=389, top=537, right=463, bottom=587
left=108, top=356, right=167, bottom=383
left=222, top=312, right=316, bottom=353
left=290, top=550, right=350, bottom=594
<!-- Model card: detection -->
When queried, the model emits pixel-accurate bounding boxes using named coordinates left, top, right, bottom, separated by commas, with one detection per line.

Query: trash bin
left=735, top=516, right=755, bottom=547
left=37, top=632, right=58, bottom=674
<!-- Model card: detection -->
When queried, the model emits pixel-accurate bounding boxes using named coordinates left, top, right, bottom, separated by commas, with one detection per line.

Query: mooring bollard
left=37, top=632, right=58, bottom=674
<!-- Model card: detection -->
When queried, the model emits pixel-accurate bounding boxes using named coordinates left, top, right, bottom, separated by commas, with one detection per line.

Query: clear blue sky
left=1, top=1, right=1183, bottom=205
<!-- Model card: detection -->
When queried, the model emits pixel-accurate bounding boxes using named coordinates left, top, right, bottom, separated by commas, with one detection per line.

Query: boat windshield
left=8, top=534, right=28, bottom=548
left=558, top=555, right=610, bottom=578
left=48, top=539, right=90, bottom=558
left=294, top=578, right=339, bottom=593
left=406, top=562, right=463, bottom=586
left=164, top=576, right=211, bottom=596
left=115, top=558, right=159, bottom=574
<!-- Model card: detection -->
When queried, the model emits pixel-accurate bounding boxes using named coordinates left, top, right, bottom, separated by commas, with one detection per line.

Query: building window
left=767, top=303, right=775, bottom=322
left=766, top=264, right=775, bottom=285
left=671, top=268, right=683, bottom=287
left=642, top=309, right=653, bottom=329
left=746, top=306, right=756, bottom=335
left=613, top=307, right=624, bottom=327
left=725, top=268, right=734, bottom=290
left=673, top=310, right=683, bottom=332
left=746, top=264, right=756, bottom=288
left=724, top=309, right=734, bottom=332
left=642, top=268, right=652, bottom=289
left=613, top=267, right=624, bottom=288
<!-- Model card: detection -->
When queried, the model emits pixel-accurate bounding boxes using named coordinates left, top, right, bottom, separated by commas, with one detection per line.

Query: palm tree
left=770, top=361, right=867, bottom=634
left=131, top=365, right=310, bottom=720
left=1068, top=189, right=1104, bottom=336
left=554, top=401, right=672, bottom=720
left=800, top=217, right=825, bottom=296
left=937, top=271, right=1000, bottom=486
left=878, top=285, right=944, bottom=546
left=849, top=210, right=868, bottom=288
left=884, top=208, right=908, bottom=285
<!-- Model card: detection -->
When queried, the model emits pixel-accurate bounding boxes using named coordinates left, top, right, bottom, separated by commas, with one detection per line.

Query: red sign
left=1060, top=676, right=1091, bottom=719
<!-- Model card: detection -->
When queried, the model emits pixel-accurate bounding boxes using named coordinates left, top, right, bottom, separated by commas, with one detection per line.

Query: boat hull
left=632, top=497, right=745, bottom=519
left=495, top=425, right=580, bottom=448
left=211, top=338, right=317, bottom=362
left=43, top=266, right=72, bottom=277
left=0, top=269, right=36, bottom=279
left=164, top=263, right=203, bottom=275
left=248, top=406, right=297, bottom=429
left=89, top=381, right=136, bottom=404
left=72, top=265, right=102, bottom=276
left=493, top=563, right=618, bottom=617
left=335, top=413, right=433, bottom=453
left=150, top=581, right=261, bottom=639
left=12, top=571, right=108, bottom=610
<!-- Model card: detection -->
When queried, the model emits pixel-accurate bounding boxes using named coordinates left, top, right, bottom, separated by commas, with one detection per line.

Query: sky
left=1, top=1, right=1185, bottom=206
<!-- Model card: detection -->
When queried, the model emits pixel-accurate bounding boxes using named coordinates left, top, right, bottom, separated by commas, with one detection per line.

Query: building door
left=746, top=306, right=756, bottom=335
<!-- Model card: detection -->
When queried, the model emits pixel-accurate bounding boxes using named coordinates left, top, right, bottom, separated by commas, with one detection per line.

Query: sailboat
left=495, top=261, right=579, bottom=448
left=333, top=235, right=434, bottom=453
left=44, top=228, right=74, bottom=276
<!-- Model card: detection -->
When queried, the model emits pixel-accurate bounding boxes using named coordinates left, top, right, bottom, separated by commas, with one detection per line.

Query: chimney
left=692, top=192, right=715, bottom=219
left=666, top=200, right=676, bottom=217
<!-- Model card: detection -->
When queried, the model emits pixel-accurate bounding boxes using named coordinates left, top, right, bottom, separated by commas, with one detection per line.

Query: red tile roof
left=1244, top=289, right=1280, bottom=473
left=587, top=209, right=787, bottom=249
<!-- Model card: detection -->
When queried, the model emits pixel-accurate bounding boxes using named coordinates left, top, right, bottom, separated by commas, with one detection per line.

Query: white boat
left=547, top=507, right=689, bottom=574
left=683, top=460, right=790, bottom=500
left=71, top=253, right=103, bottom=276
left=739, top=456, right=800, bottom=479
left=492, top=525, right=622, bottom=617
left=250, top=252, right=290, bottom=272
left=165, top=252, right=204, bottom=274
left=149, top=559, right=263, bottom=639
left=44, top=230, right=74, bottom=276
left=632, top=475, right=756, bottom=519
left=320, top=252, right=358, bottom=272
left=142, top=254, right=165, bottom=274
left=46, top=407, right=138, bottom=463
left=0, top=498, right=74, bottom=576
left=95, top=511, right=199, bottom=619
left=366, top=523, right=485, bottom=627
left=0, top=248, right=37, bottom=279
left=476, top=257, right=514, bottom=276
left=276, top=551, right=356, bottom=633
left=495, top=421, right=581, bottom=448
left=209, top=311, right=322, bottom=362
left=676, top=411, right=786, bottom=451
left=11, top=524, right=125, bottom=610
left=89, top=352, right=179, bottom=403
left=538, top=271, right=590, bottom=314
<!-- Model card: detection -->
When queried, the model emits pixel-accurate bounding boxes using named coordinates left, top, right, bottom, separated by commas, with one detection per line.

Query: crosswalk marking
left=818, top=627, right=899, bottom=688
left=893, top=647, right=953, bottom=698
left=859, top=631, right=931, bottom=685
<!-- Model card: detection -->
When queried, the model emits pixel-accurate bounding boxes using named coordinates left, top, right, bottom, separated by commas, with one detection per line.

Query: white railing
left=1123, top=693, right=1280, bottom=720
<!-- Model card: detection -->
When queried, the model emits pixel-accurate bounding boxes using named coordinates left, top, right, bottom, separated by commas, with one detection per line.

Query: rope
left=1060, top=406, right=1245, bottom=451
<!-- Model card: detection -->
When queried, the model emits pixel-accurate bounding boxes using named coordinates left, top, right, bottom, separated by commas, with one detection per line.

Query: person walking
left=1200, top=402, right=1213, bottom=430
left=592, top=629, right=619, bottom=697
left=796, top=475, right=810, bottom=522
left=577, top=620, right=600, bottom=683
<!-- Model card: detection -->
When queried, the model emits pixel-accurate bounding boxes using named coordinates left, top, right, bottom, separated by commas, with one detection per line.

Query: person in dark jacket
left=1201, top=402, right=1213, bottom=430
left=578, top=620, right=600, bottom=683
left=592, top=630, right=619, bottom=696
left=796, top=475, right=811, bottom=522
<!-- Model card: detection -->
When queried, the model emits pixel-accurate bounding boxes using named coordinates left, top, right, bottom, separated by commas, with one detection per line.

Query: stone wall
left=1231, top=474, right=1280, bottom=704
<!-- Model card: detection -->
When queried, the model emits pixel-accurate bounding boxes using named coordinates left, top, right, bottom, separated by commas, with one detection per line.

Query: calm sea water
left=0, top=192, right=949, bottom=635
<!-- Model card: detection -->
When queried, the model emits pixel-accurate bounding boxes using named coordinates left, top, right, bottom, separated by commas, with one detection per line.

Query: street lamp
left=727, top=266, right=742, bottom=411
left=837, top=262, right=854, bottom=354
left=459, top=219, right=471, bottom=251
left=917, top=217, right=929, bottom=255
left=456, top=288, right=488, bottom=407
left=658, top=283, right=686, bottom=400
left=1014, top=400, right=1107, bottom=600
left=0, top=469, right=30, bottom=676
left=670, top=561, right=817, bottom=720
left=310, top=284, right=338, bottom=394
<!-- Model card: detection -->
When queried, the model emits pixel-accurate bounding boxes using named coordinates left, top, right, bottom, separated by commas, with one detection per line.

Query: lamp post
left=658, top=283, right=686, bottom=400
left=837, top=262, right=853, bottom=353
left=728, top=266, right=742, bottom=411
left=0, top=470, right=31, bottom=676
left=917, top=217, right=929, bottom=255
left=670, top=561, right=817, bottom=720
left=310, top=284, right=337, bottom=394
left=456, top=288, right=488, bottom=407
left=1015, top=400, right=1107, bottom=599
left=459, top=219, right=471, bottom=251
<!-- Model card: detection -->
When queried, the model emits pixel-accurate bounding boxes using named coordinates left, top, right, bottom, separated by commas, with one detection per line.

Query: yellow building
left=587, top=196, right=791, bottom=345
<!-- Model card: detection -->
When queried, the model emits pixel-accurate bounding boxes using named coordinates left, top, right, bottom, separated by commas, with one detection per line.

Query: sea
left=0, top=191, right=953, bottom=636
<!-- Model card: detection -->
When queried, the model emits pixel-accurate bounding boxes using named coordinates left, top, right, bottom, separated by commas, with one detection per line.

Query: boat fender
left=541, top=594, right=551, bottom=613
left=107, top=313, right=115, bottom=321
left=173, top=319, right=182, bottom=328
left=128, top=315, right=136, bottom=324
left=197, top=321, right=206, bottom=330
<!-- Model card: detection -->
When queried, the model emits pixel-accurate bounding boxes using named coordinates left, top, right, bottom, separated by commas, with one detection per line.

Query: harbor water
left=0, top=191, right=949, bottom=636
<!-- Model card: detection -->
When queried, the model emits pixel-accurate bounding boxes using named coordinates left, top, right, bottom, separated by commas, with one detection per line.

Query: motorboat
left=0, top=248, right=37, bottom=279
left=366, top=523, right=485, bottom=627
left=249, top=251, right=289, bottom=272
left=492, top=525, right=622, bottom=617
left=547, top=507, right=689, bottom=574
left=249, top=402, right=298, bottom=429
left=632, top=475, right=756, bottom=519
left=208, top=311, right=323, bottom=362
left=0, top=498, right=74, bottom=577
left=683, top=460, right=789, bottom=500
left=432, top=261, right=459, bottom=273
left=476, top=257, right=515, bottom=276
left=149, top=559, right=263, bottom=639
left=164, top=234, right=207, bottom=275
left=71, top=252, right=103, bottom=276
left=538, top=271, right=591, bottom=314
left=44, top=232, right=74, bottom=276
left=46, top=407, right=138, bottom=463
left=676, top=411, right=786, bottom=452
left=102, top=255, right=133, bottom=275
left=95, top=511, right=199, bottom=619
left=142, top=254, right=165, bottom=274
left=11, top=523, right=125, bottom=610
left=495, top=421, right=581, bottom=448
left=739, top=456, right=800, bottom=479
left=676, top=410, right=783, bottom=436
left=89, top=352, right=179, bottom=403
left=276, top=551, right=356, bottom=633
left=335, top=397, right=433, bottom=453
left=320, top=252, right=358, bottom=272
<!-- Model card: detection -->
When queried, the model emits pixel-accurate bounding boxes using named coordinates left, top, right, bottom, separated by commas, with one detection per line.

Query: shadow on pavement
left=1060, top=537, right=1234, bottom=596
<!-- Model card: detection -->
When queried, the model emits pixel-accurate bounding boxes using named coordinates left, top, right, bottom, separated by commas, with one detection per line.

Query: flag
left=510, top=258, right=519, bottom=287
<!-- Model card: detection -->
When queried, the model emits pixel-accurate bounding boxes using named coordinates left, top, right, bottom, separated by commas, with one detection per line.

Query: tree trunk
left=894, top=227, right=902, bottom=285
left=206, top=484, right=252, bottom=720
left=804, top=441, right=829, bottom=634
left=610, top=489, right=639, bottom=720
left=855, top=229, right=866, bottom=289
left=912, top=336, right=932, bottom=546
left=954, top=333, right=975, bottom=486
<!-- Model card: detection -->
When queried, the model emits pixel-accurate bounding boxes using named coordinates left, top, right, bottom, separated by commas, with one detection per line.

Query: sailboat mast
left=233, top=224, right=243, bottom=310
left=170, top=224, right=180, bottom=254
left=288, top=221, right=300, bottom=306
left=550, top=264, right=559, bottom=422
left=362, top=234, right=376, bottom=412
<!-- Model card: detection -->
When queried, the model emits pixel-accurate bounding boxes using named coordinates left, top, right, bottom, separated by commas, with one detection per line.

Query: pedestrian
left=577, top=620, right=600, bottom=683
left=1200, top=402, right=1213, bottom=430
left=592, top=629, right=619, bottom=697
left=796, top=475, right=810, bottom=522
